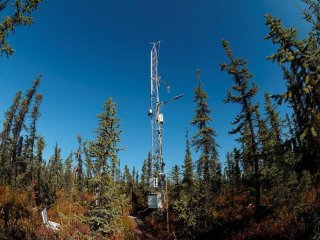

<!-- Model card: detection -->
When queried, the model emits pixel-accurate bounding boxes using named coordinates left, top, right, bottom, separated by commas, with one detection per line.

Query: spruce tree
left=35, top=136, right=44, bottom=184
left=86, top=172, right=127, bottom=238
left=14, top=93, right=43, bottom=190
left=191, top=68, right=219, bottom=192
left=140, top=158, right=149, bottom=192
left=132, top=166, right=136, bottom=184
left=170, top=164, right=181, bottom=199
left=28, top=94, right=42, bottom=186
left=225, top=148, right=242, bottom=193
left=48, top=143, right=63, bottom=191
left=171, top=165, right=180, bottom=186
left=210, top=153, right=222, bottom=192
left=140, top=152, right=152, bottom=187
left=75, top=135, right=83, bottom=194
left=88, top=98, right=121, bottom=175
left=147, top=151, right=152, bottom=179
left=225, top=150, right=241, bottom=206
left=123, top=164, right=133, bottom=193
left=233, top=148, right=242, bottom=190
left=264, top=93, right=282, bottom=143
left=259, top=95, right=286, bottom=198
left=256, top=109, right=272, bottom=164
left=135, top=170, right=139, bottom=184
left=221, top=40, right=261, bottom=208
left=0, top=91, right=22, bottom=183
left=256, top=109, right=279, bottom=199
left=33, top=135, right=44, bottom=206
left=64, top=152, right=73, bottom=194
left=141, top=159, right=147, bottom=183
left=83, top=142, right=93, bottom=191
left=225, top=152, right=236, bottom=205
left=85, top=98, right=127, bottom=236
left=11, top=77, right=40, bottom=186
left=182, top=129, right=194, bottom=189
left=189, top=68, right=219, bottom=233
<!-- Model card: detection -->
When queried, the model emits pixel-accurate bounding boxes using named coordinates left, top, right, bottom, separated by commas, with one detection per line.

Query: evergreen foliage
left=64, top=152, right=73, bottom=194
left=182, top=129, right=194, bottom=189
left=191, top=68, right=219, bottom=192
left=85, top=173, right=127, bottom=238
left=0, top=0, right=43, bottom=57
left=265, top=9, right=320, bottom=177
left=0, top=91, right=22, bottom=184
left=84, top=98, right=128, bottom=236
left=48, top=143, right=63, bottom=191
left=221, top=40, right=261, bottom=208
left=88, top=98, right=121, bottom=175
left=75, top=135, right=83, bottom=194
left=1, top=1, right=320, bottom=239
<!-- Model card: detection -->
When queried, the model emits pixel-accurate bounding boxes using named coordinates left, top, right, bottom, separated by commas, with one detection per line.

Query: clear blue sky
left=0, top=0, right=310, bottom=174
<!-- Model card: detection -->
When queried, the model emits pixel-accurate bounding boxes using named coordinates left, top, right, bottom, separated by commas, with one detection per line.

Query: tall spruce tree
left=86, top=98, right=127, bottom=237
left=0, top=91, right=22, bottom=183
left=35, top=135, right=44, bottom=181
left=11, top=77, right=40, bottom=186
left=75, top=135, right=83, bottom=194
left=191, top=68, right=219, bottom=192
left=182, top=129, right=194, bottom=189
left=28, top=94, right=42, bottom=185
left=33, top=135, right=44, bottom=206
left=221, top=40, right=261, bottom=208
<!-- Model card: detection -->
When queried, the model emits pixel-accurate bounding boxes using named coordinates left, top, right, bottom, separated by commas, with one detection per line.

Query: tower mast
left=147, top=42, right=183, bottom=232
left=148, top=41, right=164, bottom=175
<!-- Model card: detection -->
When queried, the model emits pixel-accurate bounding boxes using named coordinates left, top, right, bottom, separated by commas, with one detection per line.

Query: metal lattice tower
left=148, top=41, right=164, bottom=175
left=146, top=42, right=183, bottom=231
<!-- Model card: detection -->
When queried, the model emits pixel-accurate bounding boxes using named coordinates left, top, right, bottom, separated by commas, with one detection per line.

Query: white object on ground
left=41, top=208, right=60, bottom=231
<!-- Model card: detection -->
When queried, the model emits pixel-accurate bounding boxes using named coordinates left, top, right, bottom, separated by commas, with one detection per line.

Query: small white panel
left=148, top=193, right=163, bottom=209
